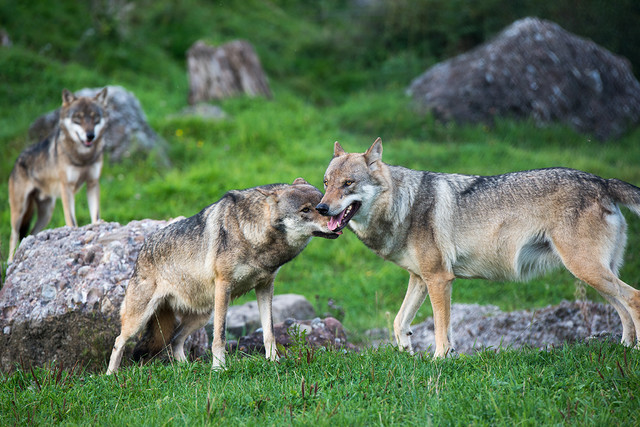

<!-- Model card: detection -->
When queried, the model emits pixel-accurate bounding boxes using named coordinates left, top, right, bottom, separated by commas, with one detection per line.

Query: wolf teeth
left=341, top=204, right=353, bottom=225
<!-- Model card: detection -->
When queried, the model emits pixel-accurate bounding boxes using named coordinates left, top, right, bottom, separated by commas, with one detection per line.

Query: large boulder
left=0, top=220, right=206, bottom=373
left=407, top=17, right=640, bottom=140
left=28, top=85, right=168, bottom=163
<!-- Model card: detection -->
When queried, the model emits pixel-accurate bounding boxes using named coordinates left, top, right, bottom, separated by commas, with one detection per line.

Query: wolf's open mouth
left=327, top=201, right=361, bottom=232
left=312, top=231, right=341, bottom=239
left=78, top=133, right=93, bottom=147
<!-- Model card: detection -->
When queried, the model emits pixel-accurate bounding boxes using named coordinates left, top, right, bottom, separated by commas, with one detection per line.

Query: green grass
left=1, top=341, right=639, bottom=425
left=1, top=1, right=640, bottom=424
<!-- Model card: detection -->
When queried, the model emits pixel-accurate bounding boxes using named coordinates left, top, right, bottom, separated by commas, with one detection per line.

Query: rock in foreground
left=0, top=220, right=206, bottom=372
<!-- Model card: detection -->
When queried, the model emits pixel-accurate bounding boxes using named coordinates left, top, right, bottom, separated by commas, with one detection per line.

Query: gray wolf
left=106, top=178, right=339, bottom=374
left=8, top=88, right=108, bottom=262
left=316, top=137, right=640, bottom=357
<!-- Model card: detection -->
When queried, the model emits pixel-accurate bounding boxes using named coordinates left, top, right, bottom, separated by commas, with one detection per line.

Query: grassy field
left=1, top=340, right=639, bottom=425
left=1, top=1, right=640, bottom=424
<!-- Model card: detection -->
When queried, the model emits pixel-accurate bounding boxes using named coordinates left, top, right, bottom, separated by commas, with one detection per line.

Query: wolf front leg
left=425, top=272, right=455, bottom=358
left=59, top=181, right=78, bottom=227
left=211, top=281, right=231, bottom=370
left=393, top=273, right=429, bottom=354
left=255, top=280, right=277, bottom=361
left=86, top=178, right=101, bottom=224
left=86, top=159, right=103, bottom=224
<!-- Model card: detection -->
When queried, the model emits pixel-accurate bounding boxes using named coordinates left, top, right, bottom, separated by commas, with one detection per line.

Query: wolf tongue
left=328, top=209, right=346, bottom=231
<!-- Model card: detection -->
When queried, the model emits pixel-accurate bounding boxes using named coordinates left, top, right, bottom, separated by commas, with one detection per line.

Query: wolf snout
left=316, top=203, right=330, bottom=216
left=86, top=132, right=95, bottom=142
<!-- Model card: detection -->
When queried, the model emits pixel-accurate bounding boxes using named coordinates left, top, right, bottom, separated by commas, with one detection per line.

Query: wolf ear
left=94, top=87, right=108, bottom=106
left=333, top=141, right=346, bottom=157
left=62, top=89, right=76, bottom=106
left=364, top=137, right=383, bottom=169
left=292, top=177, right=309, bottom=186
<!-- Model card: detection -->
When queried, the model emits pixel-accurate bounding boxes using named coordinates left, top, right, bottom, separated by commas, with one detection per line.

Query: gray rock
left=407, top=17, right=640, bottom=140
left=187, top=40, right=272, bottom=104
left=28, top=85, right=168, bottom=163
left=228, top=316, right=357, bottom=356
left=370, top=301, right=622, bottom=355
left=0, top=28, right=11, bottom=47
left=0, top=220, right=207, bottom=372
left=221, top=293, right=317, bottom=338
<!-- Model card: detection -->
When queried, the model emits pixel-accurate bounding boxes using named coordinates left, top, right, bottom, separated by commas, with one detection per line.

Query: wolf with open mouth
left=317, top=137, right=640, bottom=359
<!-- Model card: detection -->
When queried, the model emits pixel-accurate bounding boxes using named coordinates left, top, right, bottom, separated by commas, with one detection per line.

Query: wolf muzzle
left=316, top=203, right=330, bottom=216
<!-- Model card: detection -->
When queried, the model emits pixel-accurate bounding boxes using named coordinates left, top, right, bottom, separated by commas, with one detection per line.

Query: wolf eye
left=344, top=180, right=354, bottom=187
left=323, top=179, right=328, bottom=187
left=301, top=207, right=311, bottom=213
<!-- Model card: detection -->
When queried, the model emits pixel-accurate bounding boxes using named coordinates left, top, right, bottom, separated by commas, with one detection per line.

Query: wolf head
left=60, top=88, right=108, bottom=151
left=316, top=137, right=385, bottom=232
left=260, top=177, right=341, bottom=245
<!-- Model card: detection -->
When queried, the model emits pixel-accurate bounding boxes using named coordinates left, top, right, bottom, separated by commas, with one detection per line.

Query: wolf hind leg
left=131, top=301, right=178, bottom=362
left=170, top=311, right=211, bottom=362
left=31, top=197, right=56, bottom=235
left=555, top=241, right=640, bottom=347
left=585, top=274, right=640, bottom=347
left=594, top=291, right=636, bottom=345
left=106, top=277, right=163, bottom=375
left=8, top=185, right=35, bottom=262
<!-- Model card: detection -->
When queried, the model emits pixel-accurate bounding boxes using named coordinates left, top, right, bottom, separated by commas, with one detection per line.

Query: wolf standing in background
left=8, top=88, right=109, bottom=263
left=317, top=137, right=640, bottom=357
left=106, top=178, right=339, bottom=374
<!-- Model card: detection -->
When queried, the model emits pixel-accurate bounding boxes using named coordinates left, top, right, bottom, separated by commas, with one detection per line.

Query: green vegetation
left=1, top=340, right=639, bottom=425
left=1, top=1, right=639, bottom=424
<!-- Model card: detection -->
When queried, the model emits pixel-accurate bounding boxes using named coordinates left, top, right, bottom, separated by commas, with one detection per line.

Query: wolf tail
left=609, top=178, right=640, bottom=217
left=132, top=301, right=178, bottom=362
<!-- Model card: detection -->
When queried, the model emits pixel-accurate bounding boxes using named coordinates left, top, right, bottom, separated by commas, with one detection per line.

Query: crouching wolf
left=317, top=137, right=640, bottom=357
left=8, top=88, right=108, bottom=262
left=106, top=178, right=339, bottom=374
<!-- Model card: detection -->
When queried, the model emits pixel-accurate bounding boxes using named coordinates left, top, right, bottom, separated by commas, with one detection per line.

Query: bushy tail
left=132, top=301, right=178, bottom=362
left=609, top=178, right=640, bottom=217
